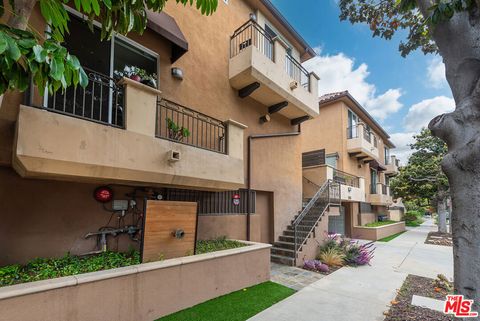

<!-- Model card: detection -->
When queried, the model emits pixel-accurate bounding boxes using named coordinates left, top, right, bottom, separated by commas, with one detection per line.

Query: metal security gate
left=328, top=206, right=345, bottom=235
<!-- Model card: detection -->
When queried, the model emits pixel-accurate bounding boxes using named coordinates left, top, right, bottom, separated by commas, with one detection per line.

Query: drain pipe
left=246, top=125, right=301, bottom=241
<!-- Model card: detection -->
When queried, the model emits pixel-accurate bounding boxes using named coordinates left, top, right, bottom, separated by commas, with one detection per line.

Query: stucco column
left=309, top=72, right=320, bottom=96
left=359, top=177, right=366, bottom=202
left=119, top=77, right=162, bottom=137
left=225, top=119, right=247, bottom=160
left=272, top=36, right=288, bottom=71
left=326, top=166, right=334, bottom=180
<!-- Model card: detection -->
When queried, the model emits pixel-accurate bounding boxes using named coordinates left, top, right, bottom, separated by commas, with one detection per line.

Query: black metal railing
left=385, top=155, right=391, bottom=165
left=363, top=128, right=372, bottom=143
left=156, top=99, right=227, bottom=154
left=332, top=168, right=360, bottom=188
left=292, top=180, right=341, bottom=265
left=230, top=19, right=273, bottom=60
left=347, top=125, right=359, bottom=139
left=395, top=158, right=400, bottom=167
left=381, top=183, right=388, bottom=195
left=40, top=67, right=124, bottom=128
left=285, top=54, right=310, bottom=91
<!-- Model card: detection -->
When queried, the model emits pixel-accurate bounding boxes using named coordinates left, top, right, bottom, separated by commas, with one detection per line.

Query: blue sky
left=271, top=0, right=454, bottom=161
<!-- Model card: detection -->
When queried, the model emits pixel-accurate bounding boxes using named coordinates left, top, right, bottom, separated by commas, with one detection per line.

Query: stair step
left=271, top=254, right=295, bottom=266
left=283, top=230, right=310, bottom=237
left=271, top=247, right=296, bottom=258
left=292, top=218, right=321, bottom=225
left=287, top=224, right=317, bottom=232
left=279, top=235, right=307, bottom=243
left=274, top=241, right=296, bottom=250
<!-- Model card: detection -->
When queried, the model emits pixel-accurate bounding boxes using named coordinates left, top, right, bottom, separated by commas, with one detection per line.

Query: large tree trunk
left=6, top=0, right=37, bottom=30
left=437, top=196, right=448, bottom=233
left=423, top=4, right=480, bottom=318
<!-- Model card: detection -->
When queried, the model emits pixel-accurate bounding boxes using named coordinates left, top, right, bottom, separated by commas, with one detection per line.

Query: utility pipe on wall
left=246, top=125, right=301, bottom=241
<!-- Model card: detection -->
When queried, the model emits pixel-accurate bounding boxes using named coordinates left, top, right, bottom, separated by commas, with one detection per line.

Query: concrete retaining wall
left=0, top=242, right=271, bottom=321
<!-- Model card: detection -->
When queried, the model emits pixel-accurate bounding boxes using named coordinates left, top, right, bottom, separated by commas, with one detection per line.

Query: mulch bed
left=425, top=232, right=453, bottom=246
left=384, top=275, right=454, bottom=321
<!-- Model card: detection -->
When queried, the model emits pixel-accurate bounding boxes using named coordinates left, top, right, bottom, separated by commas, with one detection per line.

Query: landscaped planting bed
left=365, top=220, right=398, bottom=227
left=384, top=275, right=453, bottom=321
left=0, top=237, right=247, bottom=287
left=303, top=235, right=375, bottom=275
left=157, top=281, right=294, bottom=321
left=0, top=251, right=141, bottom=287
left=425, top=232, right=452, bottom=246
left=196, top=237, right=246, bottom=254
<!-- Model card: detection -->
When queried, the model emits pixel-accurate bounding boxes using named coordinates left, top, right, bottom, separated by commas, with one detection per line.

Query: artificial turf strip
left=377, top=231, right=406, bottom=242
left=156, top=281, right=295, bottom=321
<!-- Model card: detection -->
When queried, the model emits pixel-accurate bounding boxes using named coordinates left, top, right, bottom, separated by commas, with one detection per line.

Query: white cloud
left=303, top=48, right=403, bottom=121
left=365, top=89, right=403, bottom=121
left=390, top=132, right=416, bottom=163
left=427, top=56, right=448, bottom=89
left=404, top=96, right=455, bottom=132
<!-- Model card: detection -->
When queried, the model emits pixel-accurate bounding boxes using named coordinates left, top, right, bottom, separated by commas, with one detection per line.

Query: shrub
left=303, top=259, right=330, bottom=273
left=318, top=248, right=345, bottom=267
left=0, top=251, right=140, bottom=287
left=318, top=234, right=339, bottom=253
left=195, top=237, right=246, bottom=254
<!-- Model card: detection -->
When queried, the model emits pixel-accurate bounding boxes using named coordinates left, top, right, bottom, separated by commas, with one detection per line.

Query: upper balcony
left=385, top=155, right=400, bottom=176
left=302, top=164, right=365, bottom=202
left=228, top=20, right=319, bottom=123
left=14, top=69, right=246, bottom=191
left=369, top=183, right=393, bottom=206
left=346, top=123, right=379, bottom=162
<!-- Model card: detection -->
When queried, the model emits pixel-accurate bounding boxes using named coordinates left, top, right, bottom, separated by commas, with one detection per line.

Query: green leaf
left=66, top=54, right=81, bottom=70
left=5, top=35, right=21, bottom=61
left=49, top=56, right=65, bottom=81
left=102, top=0, right=111, bottom=9
left=17, top=38, right=37, bottom=49
left=0, top=33, right=7, bottom=54
left=91, top=0, right=100, bottom=15
left=33, top=45, right=47, bottom=62
left=79, top=67, right=88, bottom=87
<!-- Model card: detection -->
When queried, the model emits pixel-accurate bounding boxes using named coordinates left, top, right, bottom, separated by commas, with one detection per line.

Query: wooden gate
left=141, top=200, right=198, bottom=262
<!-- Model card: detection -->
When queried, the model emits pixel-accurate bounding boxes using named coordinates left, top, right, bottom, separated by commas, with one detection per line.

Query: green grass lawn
left=377, top=231, right=406, bottom=242
left=365, top=220, right=398, bottom=227
left=157, top=281, right=295, bottom=321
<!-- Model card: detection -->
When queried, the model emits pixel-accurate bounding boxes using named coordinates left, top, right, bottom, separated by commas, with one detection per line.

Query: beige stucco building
left=301, top=91, right=402, bottom=239
left=0, top=0, right=329, bottom=266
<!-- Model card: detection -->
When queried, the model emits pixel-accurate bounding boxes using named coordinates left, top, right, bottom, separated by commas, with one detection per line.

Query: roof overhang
left=147, top=11, right=188, bottom=63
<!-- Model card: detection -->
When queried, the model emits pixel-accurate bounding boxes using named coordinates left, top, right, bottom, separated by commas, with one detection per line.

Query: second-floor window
left=348, top=109, right=359, bottom=138
left=44, top=11, right=158, bottom=126
left=384, top=148, right=390, bottom=164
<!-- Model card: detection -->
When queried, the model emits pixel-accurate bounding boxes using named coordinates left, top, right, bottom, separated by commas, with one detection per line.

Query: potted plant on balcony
left=166, top=118, right=190, bottom=142
left=114, top=66, right=157, bottom=88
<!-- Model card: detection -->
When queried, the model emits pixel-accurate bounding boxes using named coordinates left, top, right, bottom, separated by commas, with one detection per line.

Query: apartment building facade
left=301, top=91, right=401, bottom=239
left=0, top=0, right=321, bottom=265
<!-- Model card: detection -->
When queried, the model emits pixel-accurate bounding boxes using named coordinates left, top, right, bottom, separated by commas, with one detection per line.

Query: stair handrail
left=293, top=179, right=341, bottom=265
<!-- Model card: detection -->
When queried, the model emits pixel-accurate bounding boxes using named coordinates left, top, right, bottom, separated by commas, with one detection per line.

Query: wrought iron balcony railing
left=36, top=67, right=124, bottom=128
left=156, top=99, right=227, bottom=154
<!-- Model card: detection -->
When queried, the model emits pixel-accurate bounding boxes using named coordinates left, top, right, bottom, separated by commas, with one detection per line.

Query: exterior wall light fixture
left=171, top=67, right=184, bottom=80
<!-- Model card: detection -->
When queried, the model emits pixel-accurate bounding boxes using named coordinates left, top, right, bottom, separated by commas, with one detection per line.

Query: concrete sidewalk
left=249, top=219, right=453, bottom=321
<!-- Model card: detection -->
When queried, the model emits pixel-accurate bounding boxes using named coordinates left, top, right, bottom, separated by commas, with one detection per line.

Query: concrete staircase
left=270, top=180, right=340, bottom=266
